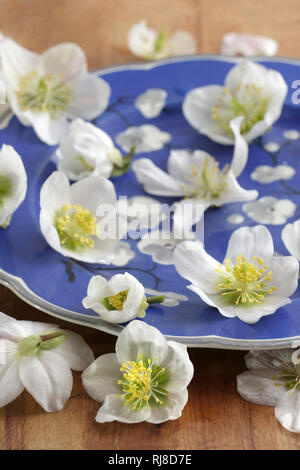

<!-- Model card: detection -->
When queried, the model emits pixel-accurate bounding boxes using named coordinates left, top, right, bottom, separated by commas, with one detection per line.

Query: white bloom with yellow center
left=128, top=21, right=196, bottom=61
left=133, top=117, right=257, bottom=212
left=237, top=349, right=300, bottom=433
left=0, top=38, right=111, bottom=145
left=82, top=320, right=194, bottom=423
left=56, top=118, right=123, bottom=181
left=0, top=312, right=94, bottom=412
left=174, top=225, right=299, bottom=324
left=40, top=171, right=127, bottom=264
left=282, top=219, right=300, bottom=262
left=183, top=61, right=287, bottom=145
left=82, top=273, right=149, bottom=323
left=0, top=144, right=27, bottom=228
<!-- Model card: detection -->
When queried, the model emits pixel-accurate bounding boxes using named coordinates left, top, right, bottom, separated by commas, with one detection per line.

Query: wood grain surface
left=0, top=0, right=300, bottom=450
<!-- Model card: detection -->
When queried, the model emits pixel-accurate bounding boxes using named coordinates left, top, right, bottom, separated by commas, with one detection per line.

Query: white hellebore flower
left=133, top=117, right=257, bottom=211
left=237, top=349, right=300, bottom=433
left=282, top=219, right=300, bottom=261
left=183, top=61, right=287, bottom=145
left=56, top=118, right=124, bottom=181
left=82, top=320, right=194, bottom=423
left=0, top=38, right=111, bottom=145
left=135, top=88, right=167, bottom=118
left=82, top=272, right=165, bottom=323
left=128, top=21, right=196, bottom=61
left=0, top=312, right=94, bottom=412
left=0, top=144, right=27, bottom=228
left=40, top=171, right=127, bottom=264
left=174, top=225, right=299, bottom=324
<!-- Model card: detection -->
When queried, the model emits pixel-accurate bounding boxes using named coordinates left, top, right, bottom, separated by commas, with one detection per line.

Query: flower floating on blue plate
left=174, top=225, right=299, bottom=324
left=282, top=219, right=300, bottom=261
left=183, top=61, right=287, bottom=145
left=0, top=144, right=27, bottom=228
left=128, top=20, right=196, bottom=61
left=82, top=320, right=194, bottom=423
left=39, top=171, right=127, bottom=264
left=0, top=37, right=111, bottom=145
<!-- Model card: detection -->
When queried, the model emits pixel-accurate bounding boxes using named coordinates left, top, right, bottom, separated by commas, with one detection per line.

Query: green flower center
left=103, top=290, right=130, bottom=311
left=215, top=254, right=276, bottom=306
left=274, top=359, right=300, bottom=392
left=211, top=84, right=269, bottom=135
left=54, top=203, right=98, bottom=252
left=118, top=354, right=169, bottom=410
left=180, top=156, right=228, bottom=201
left=17, top=70, right=72, bottom=118
left=16, top=330, right=66, bottom=359
left=0, top=175, right=12, bottom=208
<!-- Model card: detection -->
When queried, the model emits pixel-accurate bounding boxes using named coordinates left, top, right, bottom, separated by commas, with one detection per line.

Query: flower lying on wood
left=56, top=118, right=134, bottom=180
left=220, top=33, right=278, bottom=57
left=40, top=171, right=127, bottom=264
left=133, top=116, right=257, bottom=212
left=128, top=21, right=196, bottom=61
left=82, top=320, right=193, bottom=423
left=0, top=312, right=94, bottom=412
left=237, top=348, right=300, bottom=433
left=174, top=225, right=299, bottom=324
left=183, top=61, right=287, bottom=145
left=0, top=37, right=111, bottom=145
left=282, top=219, right=300, bottom=261
left=82, top=272, right=165, bottom=323
left=0, top=144, right=27, bottom=228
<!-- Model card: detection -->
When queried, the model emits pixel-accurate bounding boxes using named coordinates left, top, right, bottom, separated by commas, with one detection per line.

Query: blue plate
left=1, top=55, right=300, bottom=349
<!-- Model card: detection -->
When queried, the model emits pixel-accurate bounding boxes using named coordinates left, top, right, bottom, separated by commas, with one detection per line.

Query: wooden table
left=1, top=0, right=300, bottom=450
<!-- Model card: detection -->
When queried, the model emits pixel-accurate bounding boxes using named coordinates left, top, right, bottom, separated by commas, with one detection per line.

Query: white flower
left=251, top=165, right=295, bottom=183
left=183, top=61, right=287, bottom=145
left=135, top=88, right=167, bottom=118
left=282, top=219, right=300, bottom=261
left=82, top=319, right=193, bottom=423
left=0, top=38, right=111, bottom=145
left=0, top=144, right=27, bottom=228
left=0, top=312, right=94, bottom=412
left=133, top=118, right=257, bottom=210
left=116, top=124, right=171, bottom=154
left=237, top=349, right=300, bottom=433
left=40, top=171, right=127, bottom=264
left=243, top=196, right=296, bottom=225
left=128, top=21, right=196, bottom=61
left=82, top=273, right=149, bottom=323
left=220, top=33, right=278, bottom=57
left=174, top=225, right=299, bottom=324
left=56, top=118, right=125, bottom=181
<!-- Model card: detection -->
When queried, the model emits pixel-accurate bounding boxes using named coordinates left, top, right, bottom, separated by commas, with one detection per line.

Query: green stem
left=147, top=295, right=165, bottom=305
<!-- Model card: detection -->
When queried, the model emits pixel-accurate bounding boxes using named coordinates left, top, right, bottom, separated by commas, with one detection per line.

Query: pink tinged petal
left=41, top=43, right=87, bottom=80
left=147, top=389, right=188, bottom=424
left=82, top=353, right=122, bottom=403
left=174, top=240, right=220, bottom=293
left=169, top=31, right=196, bottom=56
left=225, top=225, right=274, bottom=262
left=95, top=394, right=151, bottom=423
left=161, top=341, right=194, bottom=393
left=54, top=329, right=95, bottom=371
left=115, top=320, right=168, bottom=364
left=0, top=355, right=24, bottom=407
left=132, top=158, right=184, bottom=196
left=19, top=351, right=73, bottom=412
left=67, top=74, right=111, bottom=120
left=220, top=33, right=278, bottom=57
left=229, top=116, right=249, bottom=177
left=236, top=369, right=284, bottom=406
left=275, top=391, right=300, bottom=433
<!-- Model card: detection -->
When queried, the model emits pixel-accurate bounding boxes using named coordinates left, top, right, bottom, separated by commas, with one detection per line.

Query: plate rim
left=2, top=53, right=300, bottom=350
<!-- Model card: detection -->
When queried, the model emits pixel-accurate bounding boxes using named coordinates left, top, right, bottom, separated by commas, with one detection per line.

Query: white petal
left=41, top=43, right=87, bottom=80
left=82, top=353, right=121, bottom=402
left=161, top=341, right=193, bottom=393
left=174, top=240, right=220, bottom=293
left=67, top=74, right=111, bottom=120
left=95, top=394, right=151, bottom=423
left=19, top=351, right=73, bottom=412
left=0, top=352, right=24, bottom=407
left=115, top=320, right=168, bottom=364
left=213, top=170, right=258, bottom=207
left=220, top=33, right=278, bottom=57
left=1, top=38, right=39, bottom=90
left=173, top=199, right=206, bottom=239
left=169, top=31, right=196, bottom=56
left=268, top=256, right=299, bottom=298
left=229, top=116, right=249, bottom=177
left=0, top=311, right=27, bottom=341
left=70, top=174, right=116, bottom=213
left=40, top=171, right=71, bottom=220
left=237, top=369, right=283, bottom=406
left=225, top=225, right=274, bottom=262
left=275, top=391, right=300, bottom=433
left=167, top=149, right=196, bottom=180
left=23, top=110, right=69, bottom=145
left=54, top=329, right=95, bottom=371
left=282, top=220, right=300, bottom=261
left=147, top=389, right=188, bottom=424
left=244, top=349, right=293, bottom=371
left=133, top=158, right=184, bottom=196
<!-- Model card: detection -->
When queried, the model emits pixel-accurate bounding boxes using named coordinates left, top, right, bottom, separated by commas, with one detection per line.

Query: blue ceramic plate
left=1, top=55, right=300, bottom=349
